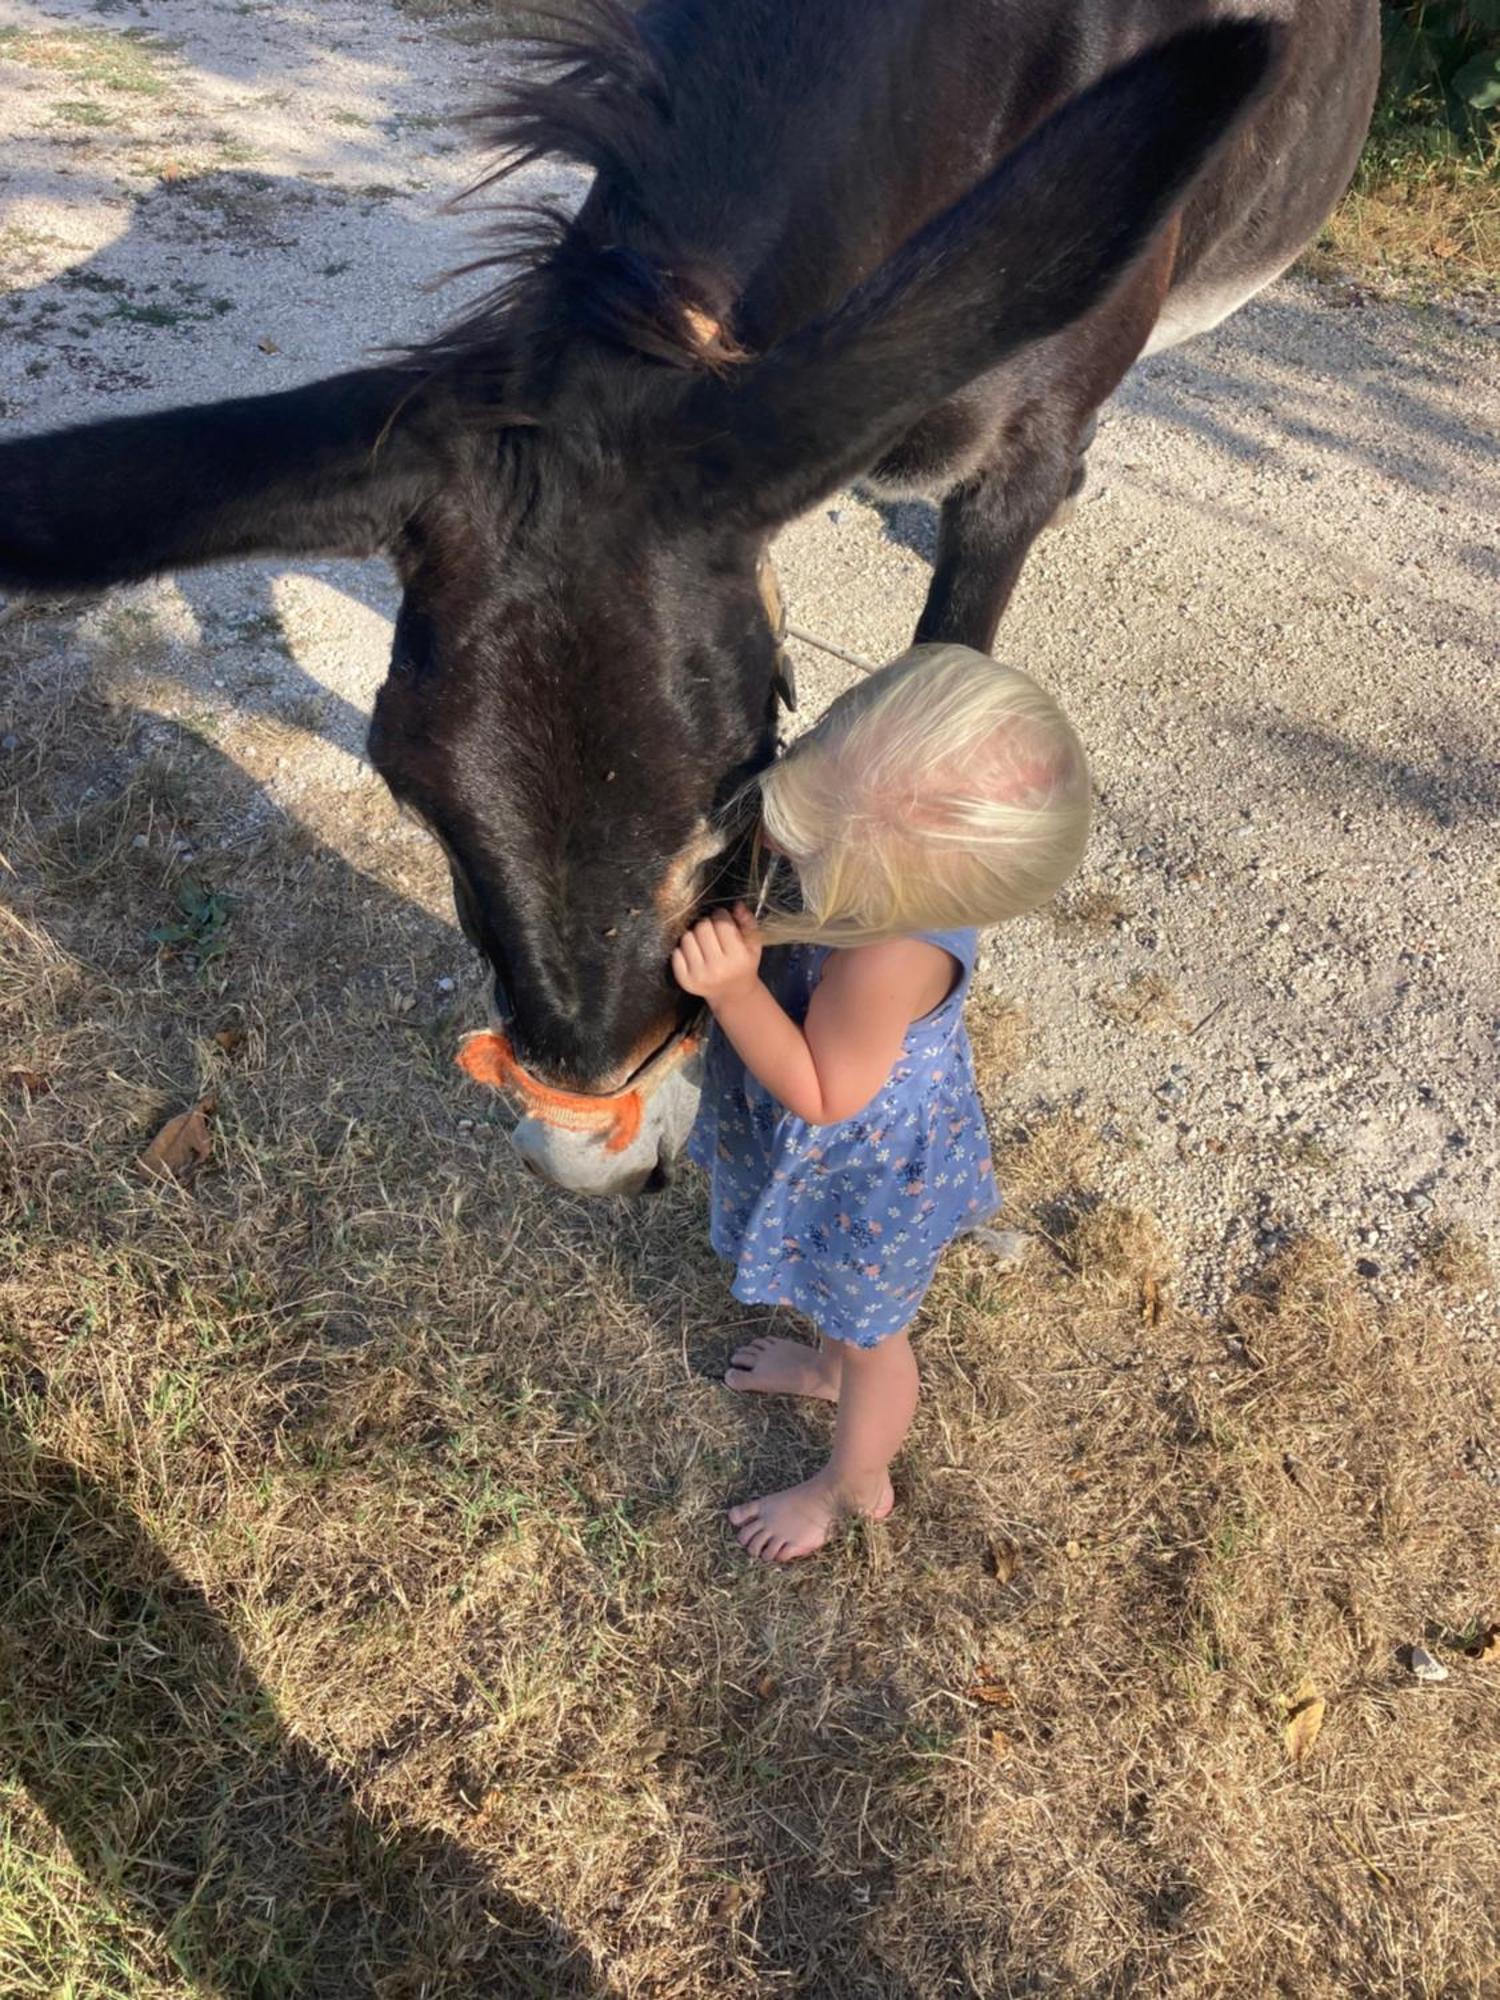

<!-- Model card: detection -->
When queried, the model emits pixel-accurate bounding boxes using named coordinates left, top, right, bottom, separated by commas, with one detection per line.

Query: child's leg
left=728, top=1331, right=917, bottom=1563
left=725, top=1330, right=844, bottom=1402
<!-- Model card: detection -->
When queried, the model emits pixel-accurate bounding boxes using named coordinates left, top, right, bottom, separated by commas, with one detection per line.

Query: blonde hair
left=753, top=643, right=1091, bottom=947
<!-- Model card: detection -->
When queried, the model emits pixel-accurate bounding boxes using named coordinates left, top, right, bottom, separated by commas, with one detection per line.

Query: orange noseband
left=457, top=1021, right=701, bottom=1154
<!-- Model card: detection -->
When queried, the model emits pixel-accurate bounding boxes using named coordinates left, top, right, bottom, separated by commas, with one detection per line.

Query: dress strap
left=913, top=928, right=978, bottom=975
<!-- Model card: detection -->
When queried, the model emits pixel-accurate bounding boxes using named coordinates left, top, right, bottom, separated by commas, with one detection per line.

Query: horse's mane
left=410, top=0, right=746, bottom=389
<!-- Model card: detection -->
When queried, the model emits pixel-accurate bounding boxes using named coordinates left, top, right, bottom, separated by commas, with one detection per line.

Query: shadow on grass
left=0, top=1433, right=611, bottom=1999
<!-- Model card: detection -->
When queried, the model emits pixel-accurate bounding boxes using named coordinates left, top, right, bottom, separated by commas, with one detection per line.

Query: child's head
left=754, top=643, right=1091, bottom=945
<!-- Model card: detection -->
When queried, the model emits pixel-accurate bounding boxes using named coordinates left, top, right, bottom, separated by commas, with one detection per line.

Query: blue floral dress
left=686, top=929, right=998, bottom=1347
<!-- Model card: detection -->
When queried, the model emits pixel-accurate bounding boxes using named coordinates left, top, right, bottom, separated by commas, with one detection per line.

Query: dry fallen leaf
left=987, top=1728, right=1013, bottom=1760
left=712, top=1882, right=749, bottom=1920
left=1142, top=1274, right=1164, bottom=1325
left=213, top=1026, right=245, bottom=1056
left=630, top=1728, right=670, bottom=1771
left=140, top=1095, right=217, bottom=1180
left=754, top=1672, right=778, bottom=1700
left=1431, top=236, right=1460, bottom=260
left=6, top=1069, right=51, bottom=1097
left=1064, top=1538, right=1083, bottom=1561
left=987, top=1538, right=1019, bottom=1585
left=1282, top=1678, right=1326, bottom=1762
left=1465, top=1624, right=1499, bottom=1663
left=965, top=1665, right=1016, bottom=1707
left=257, top=336, right=281, bottom=355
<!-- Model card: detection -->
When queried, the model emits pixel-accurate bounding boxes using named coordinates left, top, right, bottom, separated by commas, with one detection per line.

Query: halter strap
left=458, top=1020, right=700, bottom=1155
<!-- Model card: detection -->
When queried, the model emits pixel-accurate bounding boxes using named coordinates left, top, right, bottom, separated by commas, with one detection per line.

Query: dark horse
left=0, top=0, right=1377, bottom=1189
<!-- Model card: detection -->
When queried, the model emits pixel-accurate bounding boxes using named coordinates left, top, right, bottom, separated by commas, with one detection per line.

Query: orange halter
left=457, top=1021, right=701, bottom=1154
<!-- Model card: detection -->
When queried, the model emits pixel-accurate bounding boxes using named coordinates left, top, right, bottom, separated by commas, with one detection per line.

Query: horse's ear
left=676, top=20, right=1278, bottom=528
left=0, top=367, right=444, bottom=593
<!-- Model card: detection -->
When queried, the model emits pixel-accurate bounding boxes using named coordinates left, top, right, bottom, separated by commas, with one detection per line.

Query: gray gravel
left=3, top=0, right=1497, bottom=1315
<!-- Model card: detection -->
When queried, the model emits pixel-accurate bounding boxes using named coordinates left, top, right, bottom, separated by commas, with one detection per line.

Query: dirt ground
left=3, top=3, right=1499, bottom=1996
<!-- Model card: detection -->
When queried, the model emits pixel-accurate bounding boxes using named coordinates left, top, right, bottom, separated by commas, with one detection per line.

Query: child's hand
left=672, top=904, right=763, bottom=1005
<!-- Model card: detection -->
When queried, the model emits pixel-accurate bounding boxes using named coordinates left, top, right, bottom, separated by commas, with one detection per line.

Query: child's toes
left=727, top=1498, right=760, bottom=1530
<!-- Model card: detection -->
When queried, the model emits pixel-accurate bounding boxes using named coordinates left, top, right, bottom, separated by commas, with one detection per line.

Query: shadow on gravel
left=1124, top=288, right=1498, bottom=507
left=1250, top=714, right=1500, bottom=832
left=0, top=169, right=431, bottom=763
left=868, top=288, right=1496, bottom=589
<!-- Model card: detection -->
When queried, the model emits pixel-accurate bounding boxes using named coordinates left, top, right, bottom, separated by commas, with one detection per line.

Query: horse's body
left=0, top=0, right=1378, bottom=1191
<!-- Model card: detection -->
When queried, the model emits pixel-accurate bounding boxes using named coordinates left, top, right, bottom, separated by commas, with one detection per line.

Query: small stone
left=967, top=1227, right=1031, bottom=1270
left=0, top=732, right=18, bottom=752
left=457, top=1117, right=474, bottom=1133
left=131, top=833, right=149, bottom=850
left=1406, top=1646, right=1448, bottom=1683
left=436, top=976, right=455, bottom=993
left=1356, top=1257, right=1380, bottom=1279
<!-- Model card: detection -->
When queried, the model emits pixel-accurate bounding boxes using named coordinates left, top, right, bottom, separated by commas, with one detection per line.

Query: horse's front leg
left=914, top=415, right=1095, bottom=651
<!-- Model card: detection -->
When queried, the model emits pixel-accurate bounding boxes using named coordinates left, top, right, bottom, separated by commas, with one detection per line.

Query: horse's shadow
left=0, top=164, right=475, bottom=764
left=0, top=1438, right=610, bottom=1998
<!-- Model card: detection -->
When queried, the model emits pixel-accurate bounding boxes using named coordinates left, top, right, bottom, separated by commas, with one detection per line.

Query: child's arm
left=673, top=906, right=954, bottom=1124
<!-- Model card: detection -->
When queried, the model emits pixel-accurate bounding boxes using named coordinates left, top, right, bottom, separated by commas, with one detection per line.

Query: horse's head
left=0, top=20, right=1272, bottom=1192
left=363, top=433, right=784, bottom=1093
left=363, top=405, right=789, bottom=1193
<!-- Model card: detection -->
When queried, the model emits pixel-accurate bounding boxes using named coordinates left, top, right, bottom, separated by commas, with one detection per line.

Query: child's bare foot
left=724, top=1336, right=841, bottom=1402
left=727, top=1470, right=894, bottom=1563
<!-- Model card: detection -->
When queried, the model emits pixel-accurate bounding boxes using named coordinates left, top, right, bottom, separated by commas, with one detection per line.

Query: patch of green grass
left=0, top=26, right=177, bottom=97
left=58, top=267, right=129, bottom=295
left=148, top=874, right=236, bottom=967
left=330, top=108, right=372, bottom=128
left=51, top=97, right=123, bottom=128
left=59, top=275, right=245, bottom=333
left=222, top=609, right=292, bottom=656
left=211, top=130, right=257, bottom=164
left=1311, top=11, right=1500, bottom=290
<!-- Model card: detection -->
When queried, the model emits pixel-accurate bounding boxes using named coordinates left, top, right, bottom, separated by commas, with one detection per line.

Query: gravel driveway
left=3, top=0, right=1497, bottom=1314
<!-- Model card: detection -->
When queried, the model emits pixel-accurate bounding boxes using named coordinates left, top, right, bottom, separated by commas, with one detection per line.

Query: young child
left=673, top=642, right=1091, bottom=1563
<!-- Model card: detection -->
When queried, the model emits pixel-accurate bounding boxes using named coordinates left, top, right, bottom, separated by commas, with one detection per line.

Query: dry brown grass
left=1420, top=1222, right=1495, bottom=1299
left=1052, top=884, right=1132, bottom=933
left=965, top=990, right=1028, bottom=1083
left=4, top=639, right=1500, bottom=1997
left=1094, top=971, right=1186, bottom=1035
left=1309, top=164, right=1500, bottom=295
